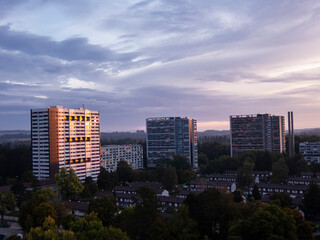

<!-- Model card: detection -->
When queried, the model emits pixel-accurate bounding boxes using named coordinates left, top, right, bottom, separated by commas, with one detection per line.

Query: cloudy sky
left=1, top=0, right=320, bottom=132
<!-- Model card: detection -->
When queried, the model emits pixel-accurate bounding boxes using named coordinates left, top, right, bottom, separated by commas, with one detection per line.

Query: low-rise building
left=101, top=145, right=143, bottom=172
left=248, top=183, right=307, bottom=198
left=189, top=180, right=236, bottom=193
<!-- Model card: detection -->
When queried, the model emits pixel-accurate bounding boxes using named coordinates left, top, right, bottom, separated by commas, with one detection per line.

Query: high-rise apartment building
left=31, top=106, right=100, bottom=181
left=146, top=117, right=198, bottom=168
left=230, top=114, right=285, bottom=156
left=101, top=145, right=143, bottom=172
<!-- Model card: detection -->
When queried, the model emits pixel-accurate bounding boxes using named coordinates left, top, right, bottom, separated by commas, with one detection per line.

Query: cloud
left=1, top=1, right=320, bottom=131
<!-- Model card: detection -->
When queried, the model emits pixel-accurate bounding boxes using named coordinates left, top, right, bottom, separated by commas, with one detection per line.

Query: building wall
left=101, top=145, right=143, bottom=172
left=146, top=117, right=198, bottom=168
left=31, top=106, right=100, bottom=181
left=230, top=114, right=285, bottom=156
left=300, top=142, right=320, bottom=164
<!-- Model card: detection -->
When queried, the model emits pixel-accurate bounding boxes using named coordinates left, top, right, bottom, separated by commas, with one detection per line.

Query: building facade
left=299, top=142, right=320, bottom=164
left=146, top=117, right=198, bottom=168
left=101, top=145, right=143, bottom=172
left=31, top=106, right=100, bottom=181
left=230, top=114, right=285, bottom=156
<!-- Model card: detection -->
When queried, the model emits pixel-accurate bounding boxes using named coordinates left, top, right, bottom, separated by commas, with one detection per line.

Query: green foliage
left=284, top=208, right=314, bottom=240
left=198, top=142, right=229, bottom=160
left=115, top=187, right=160, bottom=239
left=55, top=168, right=84, bottom=200
left=252, top=185, right=261, bottom=200
left=33, top=202, right=58, bottom=227
left=228, top=204, right=298, bottom=240
left=236, top=158, right=254, bottom=189
left=116, top=160, right=134, bottom=183
left=270, top=193, right=292, bottom=209
left=272, top=159, right=289, bottom=183
left=70, top=212, right=129, bottom=240
left=177, top=169, right=196, bottom=184
left=166, top=205, right=199, bottom=240
left=233, top=190, right=243, bottom=203
left=146, top=217, right=170, bottom=240
left=198, top=153, right=208, bottom=165
left=303, top=183, right=320, bottom=221
left=81, top=177, right=98, bottom=200
left=161, top=166, right=178, bottom=191
left=97, top=167, right=117, bottom=190
left=0, top=144, right=31, bottom=186
left=285, top=154, right=308, bottom=177
left=186, top=188, right=235, bottom=239
left=171, top=155, right=191, bottom=170
left=88, top=196, right=118, bottom=226
left=0, top=191, right=16, bottom=224
left=201, top=155, right=241, bottom=174
left=19, top=188, right=73, bottom=232
left=5, top=234, right=23, bottom=240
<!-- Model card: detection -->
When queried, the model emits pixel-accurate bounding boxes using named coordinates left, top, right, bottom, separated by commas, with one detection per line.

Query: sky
left=1, top=0, right=320, bottom=132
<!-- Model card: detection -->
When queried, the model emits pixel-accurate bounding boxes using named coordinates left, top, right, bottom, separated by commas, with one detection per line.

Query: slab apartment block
left=101, top=145, right=143, bottom=172
left=31, top=106, right=100, bottom=181
left=146, top=117, right=198, bottom=169
left=230, top=114, right=285, bottom=156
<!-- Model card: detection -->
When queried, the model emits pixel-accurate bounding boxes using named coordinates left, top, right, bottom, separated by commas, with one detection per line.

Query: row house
left=287, top=177, right=320, bottom=186
left=158, top=196, right=184, bottom=212
left=249, top=183, right=308, bottom=198
left=300, top=171, right=320, bottom=179
left=207, top=174, right=236, bottom=182
left=113, top=182, right=169, bottom=208
left=189, top=180, right=236, bottom=193
left=177, top=190, right=202, bottom=199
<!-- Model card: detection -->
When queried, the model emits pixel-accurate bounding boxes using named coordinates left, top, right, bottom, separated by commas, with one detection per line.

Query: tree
left=81, top=177, right=98, bottom=200
left=0, top=191, right=16, bottom=224
left=28, top=216, right=61, bottom=240
left=55, top=168, right=84, bottom=200
left=116, top=160, right=133, bottom=183
left=172, top=155, right=191, bottom=170
left=252, top=185, right=261, bottom=200
left=228, top=204, right=298, bottom=240
left=198, top=153, right=208, bottom=165
left=177, top=169, right=196, bottom=184
left=303, top=183, right=320, bottom=221
left=70, top=212, right=129, bottom=240
left=33, top=202, right=58, bottom=227
left=97, top=167, right=117, bottom=190
left=28, top=216, right=76, bottom=240
left=284, top=208, right=314, bottom=240
left=198, top=142, right=229, bottom=160
left=167, top=205, right=199, bottom=240
left=10, top=182, right=26, bottom=206
left=146, top=217, right=170, bottom=240
left=19, top=188, right=74, bottom=232
left=272, top=159, right=289, bottom=183
left=270, top=193, right=292, bottom=208
left=185, top=188, right=235, bottom=239
left=236, top=158, right=254, bottom=189
left=131, top=186, right=160, bottom=239
left=161, top=166, right=178, bottom=191
left=233, top=190, right=243, bottom=203
left=88, top=196, right=118, bottom=226
left=285, top=154, right=308, bottom=176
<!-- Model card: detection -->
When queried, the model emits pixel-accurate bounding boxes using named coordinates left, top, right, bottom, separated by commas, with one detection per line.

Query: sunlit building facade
left=31, top=106, right=100, bottom=181
left=230, top=114, right=285, bottom=156
left=146, top=117, right=198, bottom=169
left=101, top=145, right=143, bottom=172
